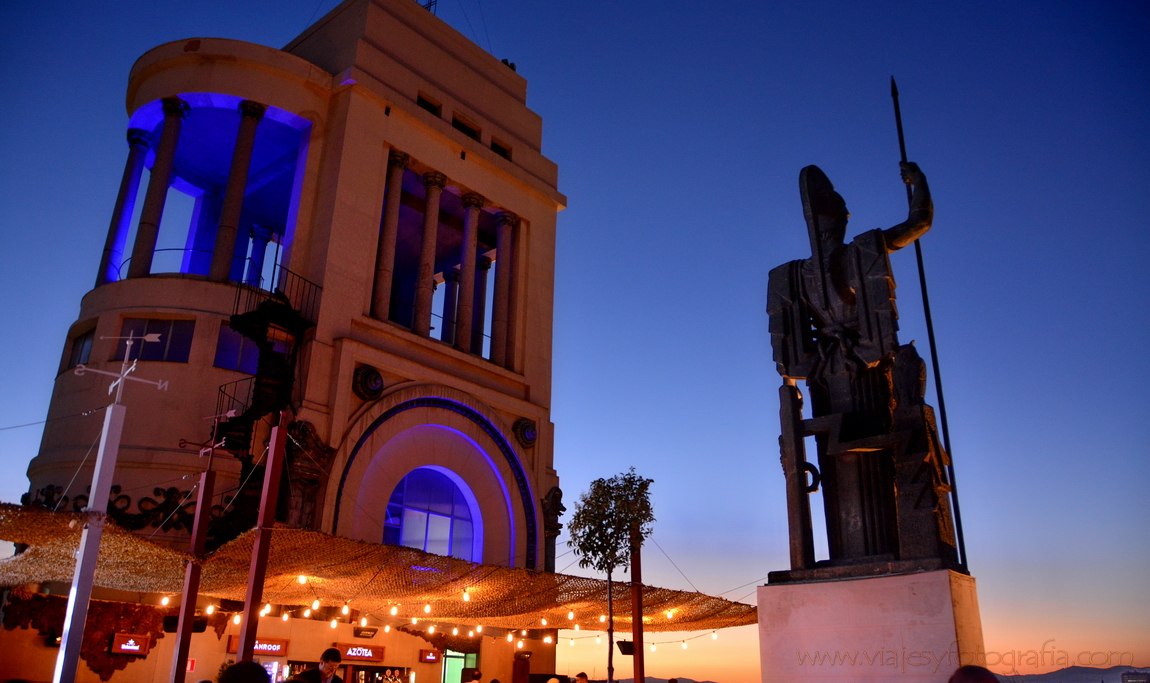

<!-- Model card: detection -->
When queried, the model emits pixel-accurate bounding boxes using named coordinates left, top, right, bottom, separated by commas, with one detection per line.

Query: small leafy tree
left=566, top=467, right=654, bottom=683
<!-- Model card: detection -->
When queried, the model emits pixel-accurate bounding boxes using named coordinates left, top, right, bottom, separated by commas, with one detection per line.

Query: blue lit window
left=67, top=329, right=94, bottom=368
left=214, top=323, right=260, bottom=374
left=383, top=468, right=474, bottom=561
left=113, top=318, right=195, bottom=362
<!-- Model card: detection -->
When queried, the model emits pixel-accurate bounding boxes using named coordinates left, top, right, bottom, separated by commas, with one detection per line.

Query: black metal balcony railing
left=232, top=263, right=321, bottom=325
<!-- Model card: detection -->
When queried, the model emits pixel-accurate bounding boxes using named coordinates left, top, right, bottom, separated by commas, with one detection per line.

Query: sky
left=1, top=1, right=1148, bottom=682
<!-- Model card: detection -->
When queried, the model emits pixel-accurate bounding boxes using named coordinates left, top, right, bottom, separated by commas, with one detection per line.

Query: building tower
left=18, top=0, right=565, bottom=679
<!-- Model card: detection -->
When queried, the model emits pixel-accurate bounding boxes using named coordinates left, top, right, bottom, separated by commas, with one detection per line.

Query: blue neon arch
left=333, top=397, right=538, bottom=569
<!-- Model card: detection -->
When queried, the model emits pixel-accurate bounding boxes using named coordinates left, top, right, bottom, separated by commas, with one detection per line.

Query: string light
left=595, top=636, right=602, bottom=645
left=330, top=618, right=338, bottom=629
left=383, top=625, right=391, bottom=633
left=650, top=643, right=657, bottom=653
left=541, top=617, right=548, bottom=626
left=311, top=599, right=320, bottom=610
left=389, top=606, right=399, bottom=616
left=506, top=633, right=514, bottom=643
left=282, top=612, right=290, bottom=622
left=468, top=630, right=475, bottom=638
left=567, top=610, right=575, bottom=620
left=304, top=608, right=312, bottom=618
left=411, top=617, right=419, bottom=624
left=681, top=640, right=688, bottom=650
left=160, top=596, right=170, bottom=607
left=427, top=625, right=436, bottom=634
left=476, top=625, right=483, bottom=633
left=205, top=605, right=215, bottom=615
left=342, top=603, right=350, bottom=616
left=516, top=640, right=524, bottom=649
left=232, top=614, right=241, bottom=625
left=573, top=624, right=581, bottom=631
left=712, top=630, right=719, bottom=640
left=569, top=639, right=575, bottom=647
left=543, top=635, right=553, bottom=644
left=665, top=610, right=674, bottom=619
left=599, top=614, right=607, bottom=623
left=360, top=617, right=368, bottom=627
left=423, top=603, right=431, bottom=614
left=462, top=589, right=470, bottom=602
left=452, top=627, right=459, bottom=636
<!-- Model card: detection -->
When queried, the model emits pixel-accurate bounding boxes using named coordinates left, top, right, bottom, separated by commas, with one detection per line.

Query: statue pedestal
left=757, top=569, right=984, bottom=683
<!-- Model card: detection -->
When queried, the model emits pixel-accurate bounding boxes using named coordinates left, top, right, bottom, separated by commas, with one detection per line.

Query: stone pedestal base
left=757, top=570, right=984, bottom=683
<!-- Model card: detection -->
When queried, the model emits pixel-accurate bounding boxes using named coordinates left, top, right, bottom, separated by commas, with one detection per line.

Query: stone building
left=9, top=0, right=566, bottom=680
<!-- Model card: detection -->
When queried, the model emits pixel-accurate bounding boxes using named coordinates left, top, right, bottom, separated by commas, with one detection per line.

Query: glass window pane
left=401, top=509, right=427, bottom=551
left=425, top=514, right=451, bottom=556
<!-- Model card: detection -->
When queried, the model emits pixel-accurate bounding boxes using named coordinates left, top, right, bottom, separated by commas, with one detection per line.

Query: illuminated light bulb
left=569, top=639, right=575, bottom=647
left=342, top=603, right=350, bottom=616
left=428, top=625, right=436, bottom=634
left=282, top=612, right=290, bottom=622
left=452, top=627, right=459, bottom=636
left=297, top=575, right=307, bottom=585
left=567, top=610, right=575, bottom=620
left=304, top=608, right=312, bottom=618
left=411, top=617, right=419, bottom=624
left=541, top=617, right=548, bottom=626
left=311, top=599, right=320, bottom=610
left=521, top=629, right=527, bottom=636
left=468, top=630, right=475, bottom=638
left=650, top=643, right=656, bottom=653
left=711, top=630, right=718, bottom=640
left=543, top=635, right=553, bottom=644
left=506, top=633, right=514, bottom=643
left=360, top=617, right=368, bottom=627
left=390, top=606, right=399, bottom=616
left=383, top=625, right=391, bottom=633
left=423, top=603, right=431, bottom=614
left=264, top=603, right=272, bottom=613
left=517, top=640, right=525, bottom=649
left=462, top=590, right=470, bottom=602
left=573, top=624, right=581, bottom=631
left=665, top=610, right=674, bottom=619
left=330, top=618, right=338, bottom=629
left=595, top=636, right=602, bottom=645
left=476, top=625, right=483, bottom=633
left=160, top=596, right=170, bottom=607
left=598, top=614, right=607, bottom=623
left=681, top=640, right=688, bottom=650
left=232, top=614, right=241, bottom=625
left=205, top=605, right=215, bottom=615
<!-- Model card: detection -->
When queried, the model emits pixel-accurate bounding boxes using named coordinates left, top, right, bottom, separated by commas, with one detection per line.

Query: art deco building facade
left=10, top=0, right=566, bottom=680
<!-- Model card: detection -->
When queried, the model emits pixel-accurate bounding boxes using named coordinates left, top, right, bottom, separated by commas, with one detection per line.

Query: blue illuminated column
left=372, top=151, right=409, bottom=320
left=471, top=256, right=491, bottom=354
left=128, top=97, right=187, bottom=278
left=96, top=129, right=150, bottom=285
left=440, top=269, right=460, bottom=344
left=211, top=100, right=266, bottom=282
left=414, top=171, right=446, bottom=336
left=244, top=224, right=274, bottom=286
left=490, top=212, right=517, bottom=366
left=454, top=193, right=484, bottom=352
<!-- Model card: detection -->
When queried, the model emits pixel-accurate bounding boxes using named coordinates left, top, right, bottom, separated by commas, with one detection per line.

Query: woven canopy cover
left=0, top=504, right=756, bottom=633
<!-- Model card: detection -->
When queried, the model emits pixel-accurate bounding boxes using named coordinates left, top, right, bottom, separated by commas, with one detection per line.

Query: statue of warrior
left=768, top=162, right=958, bottom=574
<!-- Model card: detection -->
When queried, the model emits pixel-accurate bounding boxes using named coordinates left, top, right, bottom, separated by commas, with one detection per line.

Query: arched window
left=383, top=468, right=475, bottom=561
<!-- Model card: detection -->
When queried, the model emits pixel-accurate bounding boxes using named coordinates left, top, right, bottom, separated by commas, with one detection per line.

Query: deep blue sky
left=1, top=1, right=1148, bottom=680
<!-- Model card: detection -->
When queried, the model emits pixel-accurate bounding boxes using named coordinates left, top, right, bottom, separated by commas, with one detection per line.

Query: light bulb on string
left=569, top=639, right=575, bottom=647
left=543, top=635, right=553, bottom=644
left=160, top=596, right=170, bottom=607
left=573, top=624, right=580, bottom=631
left=232, top=614, right=241, bottom=625
left=342, top=603, right=350, bottom=616
left=330, top=618, right=338, bottom=629
left=304, top=608, right=312, bottom=618
left=297, top=575, right=308, bottom=585
left=423, top=603, right=431, bottom=614
left=389, top=606, right=399, bottom=616
left=650, top=643, right=656, bottom=653
left=311, top=599, right=320, bottom=611
left=567, top=610, right=575, bottom=620
left=462, top=589, right=470, bottom=602
left=452, top=627, right=459, bottom=636
left=711, top=630, right=718, bottom=640
left=506, top=633, right=513, bottom=643
left=516, top=640, right=524, bottom=649
left=476, top=625, right=483, bottom=633
left=360, top=617, right=368, bottom=627
left=205, top=605, right=216, bottom=615
left=427, top=625, right=436, bottom=634
left=282, top=612, right=290, bottom=622
left=541, top=617, right=548, bottom=626
left=681, top=640, right=688, bottom=650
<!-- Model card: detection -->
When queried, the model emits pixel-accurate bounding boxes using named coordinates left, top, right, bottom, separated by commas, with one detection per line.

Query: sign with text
left=336, top=642, right=385, bottom=662
left=110, top=633, right=151, bottom=656
left=226, top=636, right=290, bottom=657
left=419, top=649, right=441, bottom=663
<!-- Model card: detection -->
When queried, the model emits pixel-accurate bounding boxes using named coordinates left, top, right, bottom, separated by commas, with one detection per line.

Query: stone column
left=244, top=224, right=274, bottom=286
left=210, top=100, right=266, bottom=282
left=471, top=256, right=492, bottom=354
left=96, top=129, right=151, bottom=286
left=371, top=151, right=408, bottom=321
left=413, top=172, right=446, bottom=336
left=490, top=211, right=517, bottom=366
left=440, top=269, right=460, bottom=344
left=454, top=193, right=484, bottom=352
left=128, top=97, right=187, bottom=278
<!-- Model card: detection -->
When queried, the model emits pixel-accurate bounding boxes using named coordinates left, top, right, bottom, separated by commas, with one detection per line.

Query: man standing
left=297, top=648, right=344, bottom=683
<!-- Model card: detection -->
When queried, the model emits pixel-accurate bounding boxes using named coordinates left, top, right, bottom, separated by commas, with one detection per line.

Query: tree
left=566, top=467, right=654, bottom=683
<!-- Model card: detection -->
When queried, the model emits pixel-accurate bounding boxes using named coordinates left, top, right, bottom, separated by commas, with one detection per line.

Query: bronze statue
left=767, top=162, right=960, bottom=580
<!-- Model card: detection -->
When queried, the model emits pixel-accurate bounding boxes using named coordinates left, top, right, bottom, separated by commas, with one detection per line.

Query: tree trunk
left=607, top=570, right=615, bottom=683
